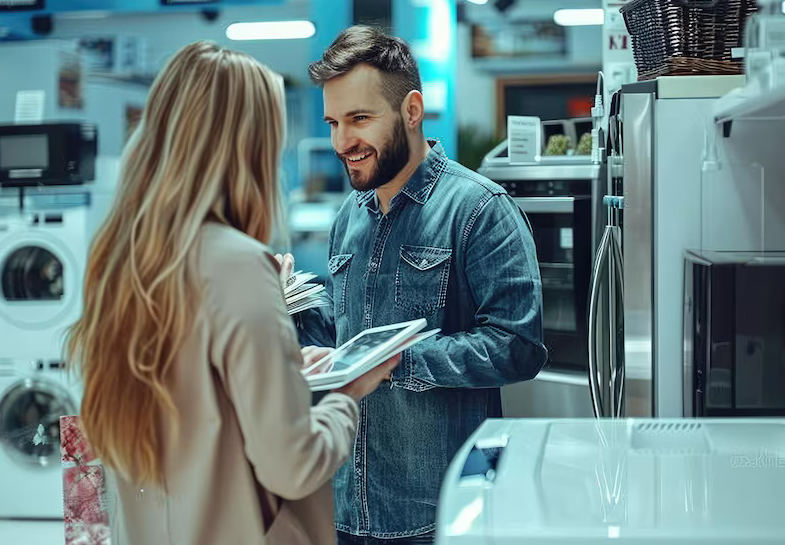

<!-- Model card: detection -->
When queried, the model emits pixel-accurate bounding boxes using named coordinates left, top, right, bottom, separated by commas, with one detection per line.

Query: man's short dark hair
left=309, top=26, right=422, bottom=111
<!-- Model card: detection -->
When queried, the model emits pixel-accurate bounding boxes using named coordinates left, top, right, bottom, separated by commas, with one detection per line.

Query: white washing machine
left=0, top=355, right=82, bottom=520
left=0, top=189, right=90, bottom=360
left=0, top=188, right=89, bottom=520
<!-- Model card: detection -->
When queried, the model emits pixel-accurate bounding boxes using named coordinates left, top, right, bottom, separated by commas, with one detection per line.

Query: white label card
left=14, top=90, right=45, bottom=124
left=507, top=116, right=541, bottom=164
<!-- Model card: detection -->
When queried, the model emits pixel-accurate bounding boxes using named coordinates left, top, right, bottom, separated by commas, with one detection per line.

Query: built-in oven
left=479, top=144, right=603, bottom=418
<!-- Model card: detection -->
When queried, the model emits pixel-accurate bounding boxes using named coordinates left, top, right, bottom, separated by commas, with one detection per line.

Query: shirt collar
left=355, top=139, right=447, bottom=209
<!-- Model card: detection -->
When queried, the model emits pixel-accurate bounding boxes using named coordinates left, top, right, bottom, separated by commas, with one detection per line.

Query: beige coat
left=107, top=222, right=358, bottom=545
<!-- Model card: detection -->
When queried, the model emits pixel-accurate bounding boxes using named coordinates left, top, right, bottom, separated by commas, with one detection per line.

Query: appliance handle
left=588, top=225, right=612, bottom=418
left=534, top=370, right=589, bottom=387
left=513, top=197, right=574, bottom=214
left=610, top=226, right=625, bottom=417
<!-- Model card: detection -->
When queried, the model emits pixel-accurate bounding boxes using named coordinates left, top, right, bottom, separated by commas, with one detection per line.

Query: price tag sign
left=507, top=116, right=541, bottom=164
left=15, top=90, right=45, bottom=124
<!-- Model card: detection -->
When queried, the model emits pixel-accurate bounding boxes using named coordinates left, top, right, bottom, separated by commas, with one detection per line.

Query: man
left=291, top=26, right=547, bottom=544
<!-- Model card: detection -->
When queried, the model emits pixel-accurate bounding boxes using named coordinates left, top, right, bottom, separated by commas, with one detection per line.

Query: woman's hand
left=334, top=355, right=400, bottom=402
left=301, top=345, right=333, bottom=372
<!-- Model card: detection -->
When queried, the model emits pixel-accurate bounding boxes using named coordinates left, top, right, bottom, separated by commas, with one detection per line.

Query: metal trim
left=534, top=370, right=589, bottom=387
left=513, top=197, right=574, bottom=214
left=650, top=94, right=657, bottom=418
left=480, top=164, right=600, bottom=181
left=621, top=90, right=655, bottom=418
left=622, top=80, right=659, bottom=96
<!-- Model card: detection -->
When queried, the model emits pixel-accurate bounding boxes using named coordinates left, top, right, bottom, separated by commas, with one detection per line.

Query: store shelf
left=714, top=84, right=785, bottom=137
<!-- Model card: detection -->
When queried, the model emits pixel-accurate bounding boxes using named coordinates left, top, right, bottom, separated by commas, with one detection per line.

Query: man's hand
left=274, top=253, right=295, bottom=291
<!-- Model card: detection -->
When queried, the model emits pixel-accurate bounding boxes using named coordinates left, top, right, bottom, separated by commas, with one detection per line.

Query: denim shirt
left=297, top=140, right=547, bottom=539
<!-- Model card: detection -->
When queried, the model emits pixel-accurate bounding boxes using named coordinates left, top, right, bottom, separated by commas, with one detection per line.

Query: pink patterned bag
left=60, top=415, right=111, bottom=545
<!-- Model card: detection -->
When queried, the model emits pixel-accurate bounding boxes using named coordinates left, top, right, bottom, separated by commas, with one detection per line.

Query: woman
left=65, top=41, right=396, bottom=545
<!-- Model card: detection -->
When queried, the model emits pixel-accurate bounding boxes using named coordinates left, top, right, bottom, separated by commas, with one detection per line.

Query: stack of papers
left=285, top=271, right=330, bottom=315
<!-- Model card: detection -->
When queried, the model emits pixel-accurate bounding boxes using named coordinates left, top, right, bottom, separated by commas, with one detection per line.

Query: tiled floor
left=0, top=520, right=65, bottom=545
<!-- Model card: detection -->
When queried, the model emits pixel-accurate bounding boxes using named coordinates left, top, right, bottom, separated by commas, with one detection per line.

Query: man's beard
left=340, top=116, right=410, bottom=192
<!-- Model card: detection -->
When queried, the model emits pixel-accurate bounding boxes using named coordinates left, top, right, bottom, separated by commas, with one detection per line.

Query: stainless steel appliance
left=684, top=249, right=785, bottom=417
left=588, top=76, right=745, bottom=418
left=479, top=149, right=603, bottom=418
left=0, top=122, right=97, bottom=187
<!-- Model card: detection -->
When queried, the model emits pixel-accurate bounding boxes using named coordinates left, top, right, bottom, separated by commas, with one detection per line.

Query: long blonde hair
left=65, top=41, right=285, bottom=486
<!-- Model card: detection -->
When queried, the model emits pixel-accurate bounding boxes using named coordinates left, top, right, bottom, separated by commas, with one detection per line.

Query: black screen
left=0, top=134, right=48, bottom=169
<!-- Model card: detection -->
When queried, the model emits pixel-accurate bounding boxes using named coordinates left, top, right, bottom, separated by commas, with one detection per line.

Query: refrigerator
left=589, top=76, right=745, bottom=418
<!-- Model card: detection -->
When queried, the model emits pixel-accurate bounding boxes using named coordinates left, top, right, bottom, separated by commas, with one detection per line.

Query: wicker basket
left=620, top=0, right=757, bottom=80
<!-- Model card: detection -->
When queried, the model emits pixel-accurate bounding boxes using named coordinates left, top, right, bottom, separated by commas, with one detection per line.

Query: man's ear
left=401, top=90, right=425, bottom=129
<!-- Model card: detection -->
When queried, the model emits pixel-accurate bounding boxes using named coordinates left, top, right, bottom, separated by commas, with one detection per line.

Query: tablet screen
left=330, top=327, right=406, bottom=372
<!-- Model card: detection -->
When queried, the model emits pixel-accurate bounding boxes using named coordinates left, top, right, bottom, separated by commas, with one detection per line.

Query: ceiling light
left=466, top=0, right=488, bottom=4
left=553, top=8, right=604, bottom=26
left=226, top=21, right=315, bottom=41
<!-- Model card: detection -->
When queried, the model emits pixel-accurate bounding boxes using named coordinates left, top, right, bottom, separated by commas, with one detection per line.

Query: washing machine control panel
left=0, top=357, right=67, bottom=375
left=31, top=359, right=65, bottom=371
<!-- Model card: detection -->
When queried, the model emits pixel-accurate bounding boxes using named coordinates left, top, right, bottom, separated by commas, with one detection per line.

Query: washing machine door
left=0, top=227, right=79, bottom=329
left=0, top=378, right=77, bottom=467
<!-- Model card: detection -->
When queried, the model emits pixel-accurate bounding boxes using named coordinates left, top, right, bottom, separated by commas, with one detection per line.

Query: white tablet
left=303, top=318, right=429, bottom=391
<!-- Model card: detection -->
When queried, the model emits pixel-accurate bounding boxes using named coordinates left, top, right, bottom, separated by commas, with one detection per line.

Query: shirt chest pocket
left=328, top=253, right=353, bottom=317
left=394, top=245, right=452, bottom=316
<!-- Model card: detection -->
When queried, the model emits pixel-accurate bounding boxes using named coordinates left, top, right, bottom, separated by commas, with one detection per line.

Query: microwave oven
left=0, top=122, right=97, bottom=187
left=683, top=249, right=785, bottom=417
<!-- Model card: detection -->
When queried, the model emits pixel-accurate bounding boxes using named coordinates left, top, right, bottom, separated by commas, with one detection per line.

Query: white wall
left=53, top=4, right=315, bottom=185
left=463, top=0, right=603, bottom=70
left=0, top=40, right=75, bottom=123
left=48, top=4, right=313, bottom=83
left=455, top=23, right=496, bottom=136
left=455, top=0, right=603, bottom=136
left=0, top=41, right=151, bottom=157
left=81, top=81, right=149, bottom=157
